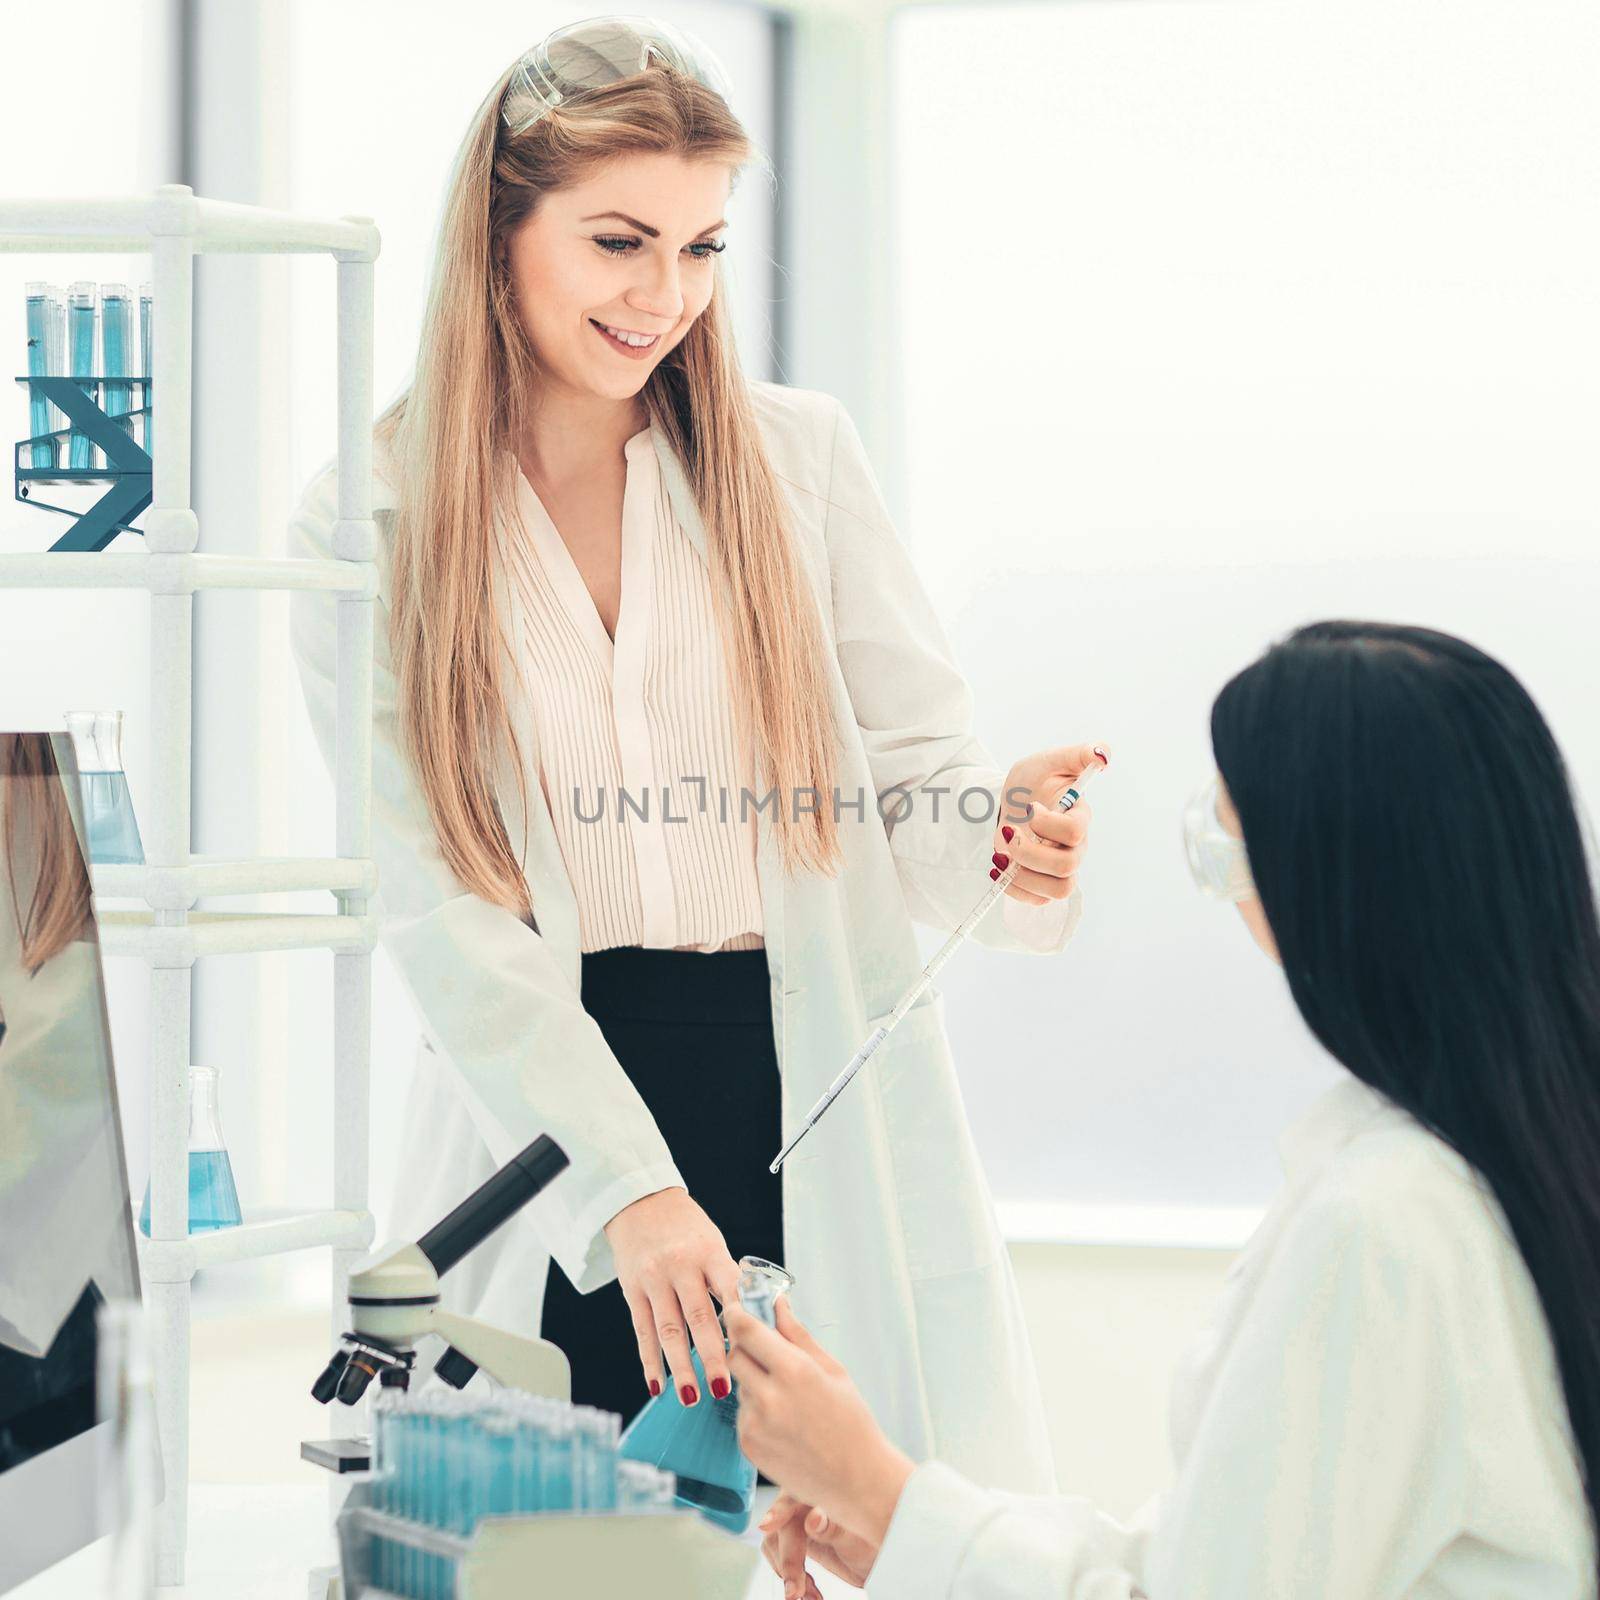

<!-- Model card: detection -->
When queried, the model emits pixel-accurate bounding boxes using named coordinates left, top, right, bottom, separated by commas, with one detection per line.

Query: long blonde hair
left=377, top=59, right=842, bottom=923
left=2, top=734, right=94, bottom=976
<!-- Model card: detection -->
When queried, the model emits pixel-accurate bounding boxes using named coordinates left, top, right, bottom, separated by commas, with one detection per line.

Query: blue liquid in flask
left=138, top=1067, right=243, bottom=1236
left=82, top=770, right=144, bottom=865
left=139, top=1150, right=243, bottom=1235
left=618, top=1256, right=793, bottom=1534
left=619, top=1348, right=752, bottom=1532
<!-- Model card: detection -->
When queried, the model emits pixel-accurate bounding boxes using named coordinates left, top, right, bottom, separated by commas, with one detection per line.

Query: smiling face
left=502, top=151, right=733, bottom=406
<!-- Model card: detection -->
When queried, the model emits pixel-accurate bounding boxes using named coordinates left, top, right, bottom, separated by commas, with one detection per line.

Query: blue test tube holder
left=12, top=374, right=153, bottom=552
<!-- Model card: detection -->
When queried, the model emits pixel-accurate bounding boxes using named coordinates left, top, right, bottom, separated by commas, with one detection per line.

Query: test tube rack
left=0, top=185, right=381, bottom=1589
left=12, top=373, right=153, bottom=549
left=335, top=1481, right=761, bottom=1600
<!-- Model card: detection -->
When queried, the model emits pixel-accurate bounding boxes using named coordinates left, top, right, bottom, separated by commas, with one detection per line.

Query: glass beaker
left=64, top=710, right=144, bottom=866
left=138, top=1067, right=244, bottom=1236
left=617, top=1254, right=794, bottom=1534
left=96, top=1300, right=157, bottom=1600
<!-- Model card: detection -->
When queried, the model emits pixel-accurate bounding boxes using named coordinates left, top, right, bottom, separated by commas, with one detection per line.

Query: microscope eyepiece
left=416, top=1134, right=570, bottom=1278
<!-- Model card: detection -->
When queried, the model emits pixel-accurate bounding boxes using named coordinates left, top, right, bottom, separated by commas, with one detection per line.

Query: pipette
left=770, top=747, right=1109, bottom=1173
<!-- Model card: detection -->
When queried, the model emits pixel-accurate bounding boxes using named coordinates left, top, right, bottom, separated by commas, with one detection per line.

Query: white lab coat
left=867, top=1073, right=1596, bottom=1598
left=288, top=381, right=1079, bottom=1491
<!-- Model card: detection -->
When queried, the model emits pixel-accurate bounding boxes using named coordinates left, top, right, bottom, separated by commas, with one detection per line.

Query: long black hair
left=1211, top=619, right=1600, bottom=1563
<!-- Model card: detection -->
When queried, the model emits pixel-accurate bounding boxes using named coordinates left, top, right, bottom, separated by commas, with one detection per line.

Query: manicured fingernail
left=680, top=1384, right=698, bottom=1406
left=992, top=852, right=1009, bottom=870
left=806, top=1510, right=827, bottom=1534
left=989, top=866, right=999, bottom=879
left=648, top=1378, right=661, bottom=1397
left=711, top=1376, right=730, bottom=1399
left=1002, top=826, right=1014, bottom=843
left=1094, top=746, right=1109, bottom=765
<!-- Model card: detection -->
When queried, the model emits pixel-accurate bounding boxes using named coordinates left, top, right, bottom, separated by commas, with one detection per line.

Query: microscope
left=309, top=1133, right=573, bottom=1424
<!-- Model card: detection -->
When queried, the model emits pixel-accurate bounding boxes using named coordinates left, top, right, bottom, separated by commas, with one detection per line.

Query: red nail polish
left=989, top=867, right=999, bottom=880
left=680, top=1384, right=698, bottom=1406
left=648, top=1378, right=661, bottom=1397
left=1002, top=826, right=1015, bottom=843
left=711, top=1376, right=731, bottom=1399
left=992, top=852, right=1009, bottom=870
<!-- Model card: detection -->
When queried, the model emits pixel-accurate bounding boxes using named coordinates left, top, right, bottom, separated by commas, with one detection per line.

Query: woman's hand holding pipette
left=991, top=742, right=1110, bottom=904
left=768, top=740, right=1112, bottom=1174
left=605, top=1187, right=742, bottom=1409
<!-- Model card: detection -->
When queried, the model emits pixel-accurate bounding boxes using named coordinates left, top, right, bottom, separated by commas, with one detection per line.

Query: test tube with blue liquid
left=359, top=1388, right=679, bottom=1597
left=101, top=284, right=133, bottom=440
left=138, top=282, right=152, bottom=455
left=66, top=282, right=97, bottom=473
left=48, top=290, right=68, bottom=448
left=138, top=1066, right=243, bottom=1236
left=24, top=282, right=57, bottom=468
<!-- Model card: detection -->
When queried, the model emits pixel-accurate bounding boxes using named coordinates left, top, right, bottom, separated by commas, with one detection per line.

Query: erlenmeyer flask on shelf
left=617, top=1254, right=794, bottom=1534
left=139, top=1067, right=244, bottom=1236
left=64, top=710, right=144, bottom=865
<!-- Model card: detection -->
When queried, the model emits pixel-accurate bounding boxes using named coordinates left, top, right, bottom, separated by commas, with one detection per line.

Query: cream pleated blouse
left=501, top=427, right=765, bottom=956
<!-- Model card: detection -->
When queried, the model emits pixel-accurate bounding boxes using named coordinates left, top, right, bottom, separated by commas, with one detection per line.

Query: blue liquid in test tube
left=24, top=282, right=56, bottom=468
left=138, top=282, right=152, bottom=457
left=101, top=284, right=133, bottom=439
left=66, top=282, right=97, bottom=473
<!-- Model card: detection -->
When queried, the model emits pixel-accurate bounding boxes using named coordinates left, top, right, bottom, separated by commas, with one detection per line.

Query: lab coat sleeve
left=820, top=397, right=1081, bottom=957
left=869, top=1462, right=1150, bottom=1600
left=287, top=462, right=685, bottom=1294
left=870, top=1184, right=1459, bottom=1598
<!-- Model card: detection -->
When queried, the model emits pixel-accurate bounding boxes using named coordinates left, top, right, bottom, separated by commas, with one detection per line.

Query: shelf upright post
left=143, top=183, right=202, bottom=1589
left=330, top=224, right=377, bottom=1362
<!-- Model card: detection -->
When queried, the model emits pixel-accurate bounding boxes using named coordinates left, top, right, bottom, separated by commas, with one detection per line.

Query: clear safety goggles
left=1183, top=774, right=1256, bottom=903
left=501, top=15, right=734, bottom=137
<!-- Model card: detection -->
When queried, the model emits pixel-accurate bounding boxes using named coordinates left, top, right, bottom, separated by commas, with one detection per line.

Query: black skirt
left=538, top=945, right=784, bottom=1425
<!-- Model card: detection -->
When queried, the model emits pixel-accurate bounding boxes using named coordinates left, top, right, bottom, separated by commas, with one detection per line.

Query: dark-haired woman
left=727, top=620, right=1599, bottom=1599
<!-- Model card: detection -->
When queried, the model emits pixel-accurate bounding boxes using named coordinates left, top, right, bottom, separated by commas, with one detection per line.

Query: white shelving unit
left=0, top=183, right=380, bottom=1587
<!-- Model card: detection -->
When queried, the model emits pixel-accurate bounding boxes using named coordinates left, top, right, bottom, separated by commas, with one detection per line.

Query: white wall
left=891, top=0, right=1600, bottom=1221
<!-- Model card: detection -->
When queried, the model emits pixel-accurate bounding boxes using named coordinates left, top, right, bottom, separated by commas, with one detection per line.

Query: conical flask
left=139, top=1067, right=244, bottom=1235
left=617, top=1254, right=794, bottom=1534
left=65, top=710, right=144, bottom=865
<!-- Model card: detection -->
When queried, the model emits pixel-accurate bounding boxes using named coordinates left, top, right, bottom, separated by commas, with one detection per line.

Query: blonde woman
left=289, top=17, right=1097, bottom=1487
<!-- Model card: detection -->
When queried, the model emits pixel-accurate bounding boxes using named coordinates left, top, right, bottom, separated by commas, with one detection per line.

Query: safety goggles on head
left=1184, top=774, right=1256, bottom=903
left=501, top=15, right=734, bottom=137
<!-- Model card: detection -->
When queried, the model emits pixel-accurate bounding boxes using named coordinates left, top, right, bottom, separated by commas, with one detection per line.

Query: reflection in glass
left=63, top=711, right=144, bottom=867
left=0, top=733, right=140, bottom=1477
